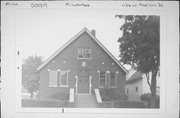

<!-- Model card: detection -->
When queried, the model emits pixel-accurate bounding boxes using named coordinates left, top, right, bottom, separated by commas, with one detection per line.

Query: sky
left=16, top=9, right=130, bottom=69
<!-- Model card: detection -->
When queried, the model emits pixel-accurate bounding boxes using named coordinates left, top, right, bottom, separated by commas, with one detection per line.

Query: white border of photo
left=1, top=1, right=179, bottom=118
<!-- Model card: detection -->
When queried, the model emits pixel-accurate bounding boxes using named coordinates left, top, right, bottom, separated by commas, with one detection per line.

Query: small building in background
left=126, top=69, right=160, bottom=101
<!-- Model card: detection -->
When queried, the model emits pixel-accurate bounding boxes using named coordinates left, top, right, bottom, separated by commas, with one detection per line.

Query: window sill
left=110, top=86, right=117, bottom=88
left=77, top=58, right=92, bottom=59
left=99, top=86, right=105, bottom=88
left=48, top=85, right=57, bottom=87
left=60, top=85, right=68, bottom=87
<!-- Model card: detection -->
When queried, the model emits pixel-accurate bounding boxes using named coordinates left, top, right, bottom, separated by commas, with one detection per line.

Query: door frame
left=75, top=75, right=92, bottom=95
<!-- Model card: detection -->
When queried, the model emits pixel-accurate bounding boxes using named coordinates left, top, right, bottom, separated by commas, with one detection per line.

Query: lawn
left=97, top=100, right=147, bottom=108
left=22, top=98, right=68, bottom=108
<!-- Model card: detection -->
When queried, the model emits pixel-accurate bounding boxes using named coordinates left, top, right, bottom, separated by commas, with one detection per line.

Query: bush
left=140, top=93, right=160, bottom=108
left=100, top=88, right=114, bottom=101
left=99, top=88, right=125, bottom=101
left=35, top=91, right=40, bottom=98
left=140, top=93, right=151, bottom=101
left=51, top=92, right=69, bottom=101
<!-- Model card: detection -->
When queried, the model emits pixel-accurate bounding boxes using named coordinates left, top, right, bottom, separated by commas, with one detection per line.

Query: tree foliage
left=116, top=15, right=160, bottom=108
left=22, top=55, right=43, bottom=98
left=116, top=15, right=160, bottom=74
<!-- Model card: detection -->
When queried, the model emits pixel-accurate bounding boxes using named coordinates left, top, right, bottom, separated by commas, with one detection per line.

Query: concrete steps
left=75, top=94, right=97, bottom=108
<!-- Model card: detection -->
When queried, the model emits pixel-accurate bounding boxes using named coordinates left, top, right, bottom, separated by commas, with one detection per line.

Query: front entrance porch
left=69, top=88, right=102, bottom=108
left=75, top=94, right=97, bottom=108
left=75, top=70, right=92, bottom=94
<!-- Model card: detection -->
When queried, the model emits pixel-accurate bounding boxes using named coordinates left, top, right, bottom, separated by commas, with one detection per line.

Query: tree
left=22, top=55, right=43, bottom=98
left=116, top=15, right=160, bottom=108
left=26, top=75, right=39, bottom=98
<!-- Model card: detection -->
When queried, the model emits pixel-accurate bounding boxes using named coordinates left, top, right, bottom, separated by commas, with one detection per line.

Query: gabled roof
left=37, top=27, right=128, bottom=73
left=126, top=71, right=143, bottom=84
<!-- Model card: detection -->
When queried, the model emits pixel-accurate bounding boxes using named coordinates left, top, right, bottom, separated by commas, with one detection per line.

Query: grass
left=97, top=100, right=147, bottom=108
left=22, top=98, right=68, bottom=108
left=22, top=98, right=148, bottom=108
left=113, top=100, right=148, bottom=108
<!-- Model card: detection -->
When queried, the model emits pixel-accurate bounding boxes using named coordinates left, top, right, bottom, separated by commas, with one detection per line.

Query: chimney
left=91, top=30, right=96, bottom=37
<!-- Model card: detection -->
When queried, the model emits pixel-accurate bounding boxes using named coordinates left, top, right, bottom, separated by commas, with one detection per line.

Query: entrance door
left=77, top=71, right=89, bottom=94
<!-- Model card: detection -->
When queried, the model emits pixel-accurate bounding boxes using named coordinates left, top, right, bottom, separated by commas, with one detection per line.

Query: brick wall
left=39, top=32, right=126, bottom=99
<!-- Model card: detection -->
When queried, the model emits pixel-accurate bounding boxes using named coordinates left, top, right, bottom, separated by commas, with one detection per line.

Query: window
left=78, top=48, right=91, bottom=59
left=127, top=88, right=129, bottom=95
left=110, top=72, right=116, bottom=87
left=78, top=48, right=83, bottom=58
left=60, top=70, right=68, bottom=87
left=49, top=70, right=57, bottom=87
left=99, top=71, right=106, bottom=87
left=135, top=87, right=138, bottom=92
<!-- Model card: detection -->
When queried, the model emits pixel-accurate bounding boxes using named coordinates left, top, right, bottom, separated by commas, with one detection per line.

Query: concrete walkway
left=75, top=94, right=97, bottom=108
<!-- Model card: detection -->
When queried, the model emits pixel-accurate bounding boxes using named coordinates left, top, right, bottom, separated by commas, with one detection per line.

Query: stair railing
left=94, top=89, right=102, bottom=103
left=69, top=88, right=74, bottom=103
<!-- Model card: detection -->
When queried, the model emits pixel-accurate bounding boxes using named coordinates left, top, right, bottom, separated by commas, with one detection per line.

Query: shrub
left=35, top=91, right=40, bottom=98
left=140, top=93, right=160, bottom=108
left=51, top=92, right=69, bottom=101
left=140, top=93, right=151, bottom=101
left=100, top=88, right=114, bottom=101
left=99, top=88, right=125, bottom=101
